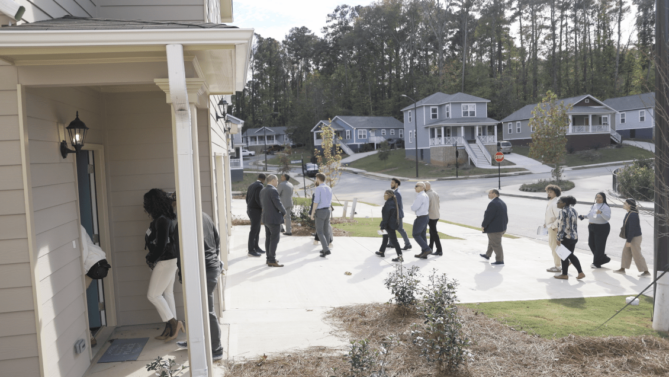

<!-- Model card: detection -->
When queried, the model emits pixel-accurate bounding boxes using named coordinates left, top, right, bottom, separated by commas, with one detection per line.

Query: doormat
left=98, top=337, right=149, bottom=363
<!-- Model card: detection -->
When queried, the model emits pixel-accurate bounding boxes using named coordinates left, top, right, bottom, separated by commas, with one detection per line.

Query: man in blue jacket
left=480, top=189, right=508, bottom=265
left=388, top=178, right=412, bottom=250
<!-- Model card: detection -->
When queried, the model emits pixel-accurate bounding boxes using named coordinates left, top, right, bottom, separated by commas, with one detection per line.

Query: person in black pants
left=375, top=190, right=404, bottom=262
left=554, top=196, right=585, bottom=280
left=246, top=174, right=265, bottom=257
left=260, top=175, right=287, bottom=267
left=578, top=192, right=612, bottom=268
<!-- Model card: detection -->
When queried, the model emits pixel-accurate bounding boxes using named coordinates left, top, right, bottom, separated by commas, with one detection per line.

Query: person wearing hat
left=613, top=199, right=650, bottom=277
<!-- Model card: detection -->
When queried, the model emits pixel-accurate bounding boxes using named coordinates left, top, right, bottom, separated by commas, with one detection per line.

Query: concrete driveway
left=503, top=153, right=553, bottom=173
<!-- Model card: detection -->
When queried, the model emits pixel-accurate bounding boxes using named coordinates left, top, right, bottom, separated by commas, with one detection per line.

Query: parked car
left=241, top=148, right=255, bottom=157
left=303, top=163, right=319, bottom=177
left=498, top=141, right=513, bottom=154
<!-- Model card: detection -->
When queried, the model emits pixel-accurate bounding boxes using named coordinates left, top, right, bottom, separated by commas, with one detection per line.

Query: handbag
left=87, top=259, right=111, bottom=279
left=619, top=214, right=630, bottom=239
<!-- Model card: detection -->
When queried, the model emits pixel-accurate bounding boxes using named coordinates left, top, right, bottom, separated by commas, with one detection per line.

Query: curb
left=565, top=160, right=636, bottom=171
left=499, top=192, right=641, bottom=210
left=341, top=167, right=533, bottom=182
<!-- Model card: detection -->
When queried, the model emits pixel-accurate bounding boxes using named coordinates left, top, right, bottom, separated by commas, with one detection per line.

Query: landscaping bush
left=384, top=265, right=421, bottom=313
left=341, top=337, right=397, bottom=377
left=377, top=141, right=390, bottom=161
left=295, top=203, right=315, bottom=230
left=617, top=159, right=655, bottom=201
left=520, top=179, right=575, bottom=192
left=411, top=270, right=470, bottom=375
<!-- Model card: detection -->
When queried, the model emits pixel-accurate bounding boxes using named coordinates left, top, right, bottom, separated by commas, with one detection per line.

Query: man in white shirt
left=411, top=182, right=431, bottom=259
left=544, top=184, right=562, bottom=272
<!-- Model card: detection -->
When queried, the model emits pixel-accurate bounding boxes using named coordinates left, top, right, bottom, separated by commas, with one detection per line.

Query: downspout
left=166, top=44, right=209, bottom=376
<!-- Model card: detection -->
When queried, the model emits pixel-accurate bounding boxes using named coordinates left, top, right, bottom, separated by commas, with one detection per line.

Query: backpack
left=87, top=259, right=112, bottom=279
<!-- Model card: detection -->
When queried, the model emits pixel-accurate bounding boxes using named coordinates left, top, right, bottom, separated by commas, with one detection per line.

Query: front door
left=76, top=150, right=106, bottom=335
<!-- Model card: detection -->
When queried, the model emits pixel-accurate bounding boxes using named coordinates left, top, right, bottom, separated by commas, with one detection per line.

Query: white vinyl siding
left=430, top=107, right=438, bottom=119
left=462, top=104, right=476, bottom=117
left=640, top=110, right=646, bottom=122
left=358, top=129, right=367, bottom=139
left=516, top=122, right=521, bottom=133
left=346, top=130, right=351, bottom=139
left=507, top=122, right=513, bottom=134
left=620, top=112, right=626, bottom=124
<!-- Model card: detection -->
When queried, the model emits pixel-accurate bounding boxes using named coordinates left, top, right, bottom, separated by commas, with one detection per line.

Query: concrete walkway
left=503, top=153, right=553, bottom=173
left=623, top=140, right=655, bottom=152
left=341, top=150, right=378, bottom=163
left=223, top=198, right=651, bottom=361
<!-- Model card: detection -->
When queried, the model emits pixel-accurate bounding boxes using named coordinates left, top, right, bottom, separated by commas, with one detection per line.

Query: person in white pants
left=143, top=189, right=184, bottom=341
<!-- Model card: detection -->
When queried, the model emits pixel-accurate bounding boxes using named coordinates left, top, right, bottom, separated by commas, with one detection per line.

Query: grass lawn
left=463, top=295, right=666, bottom=339
left=439, top=219, right=519, bottom=239
left=231, top=173, right=300, bottom=192
left=292, top=197, right=342, bottom=207
left=511, top=145, right=654, bottom=167
left=349, top=149, right=525, bottom=178
left=333, top=217, right=462, bottom=239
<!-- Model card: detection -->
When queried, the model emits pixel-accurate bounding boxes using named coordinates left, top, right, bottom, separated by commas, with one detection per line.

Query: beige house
left=0, top=1, right=251, bottom=376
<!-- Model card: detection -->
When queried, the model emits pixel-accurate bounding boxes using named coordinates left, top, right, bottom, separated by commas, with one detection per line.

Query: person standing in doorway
left=246, top=174, right=266, bottom=257
left=554, top=196, right=585, bottom=280
left=544, top=184, right=562, bottom=273
left=260, top=175, right=286, bottom=267
left=424, top=182, right=442, bottom=256
left=143, top=189, right=184, bottom=341
left=480, top=189, right=507, bottom=265
left=389, top=178, right=412, bottom=250
left=411, top=182, right=431, bottom=259
left=578, top=192, right=612, bottom=268
left=375, top=190, right=404, bottom=262
left=277, top=174, right=294, bottom=236
left=311, top=173, right=333, bottom=258
left=613, top=199, right=650, bottom=277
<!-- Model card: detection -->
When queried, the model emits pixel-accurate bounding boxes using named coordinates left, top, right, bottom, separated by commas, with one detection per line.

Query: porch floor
left=223, top=199, right=649, bottom=361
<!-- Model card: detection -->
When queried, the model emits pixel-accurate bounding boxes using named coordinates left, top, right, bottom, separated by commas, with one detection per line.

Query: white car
left=241, top=149, right=255, bottom=157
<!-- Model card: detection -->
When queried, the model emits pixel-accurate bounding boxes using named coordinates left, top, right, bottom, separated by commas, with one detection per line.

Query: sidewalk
left=223, top=198, right=651, bottom=361
left=623, top=140, right=655, bottom=152
left=341, top=150, right=378, bottom=164
left=503, top=153, right=553, bottom=173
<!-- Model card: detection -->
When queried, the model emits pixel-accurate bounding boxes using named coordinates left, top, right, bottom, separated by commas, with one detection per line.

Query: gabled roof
left=424, top=117, right=500, bottom=127
left=501, top=94, right=615, bottom=123
left=0, top=15, right=237, bottom=31
left=310, top=120, right=346, bottom=132
left=336, top=116, right=403, bottom=129
left=226, top=114, right=244, bottom=125
left=604, top=92, right=655, bottom=112
left=242, top=126, right=287, bottom=137
left=401, top=92, right=490, bottom=111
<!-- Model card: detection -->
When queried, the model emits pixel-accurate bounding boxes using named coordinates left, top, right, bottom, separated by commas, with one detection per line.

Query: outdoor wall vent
left=585, top=99, right=590, bottom=103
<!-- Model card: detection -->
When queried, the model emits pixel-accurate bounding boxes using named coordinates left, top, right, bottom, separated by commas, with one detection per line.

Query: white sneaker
left=313, top=240, right=319, bottom=245
left=546, top=267, right=561, bottom=273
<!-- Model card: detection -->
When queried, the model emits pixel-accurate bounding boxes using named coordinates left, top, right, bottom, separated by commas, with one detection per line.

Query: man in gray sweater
left=425, top=182, right=442, bottom=256
left=277, top=174, right=294, bottom=235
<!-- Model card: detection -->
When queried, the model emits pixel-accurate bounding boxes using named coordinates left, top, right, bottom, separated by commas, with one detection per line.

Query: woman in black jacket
left=614, top=199, right=650, bottom=277
left=143, top=189, right=184, bottom=341
left=375, top=190, right=403, bottom=262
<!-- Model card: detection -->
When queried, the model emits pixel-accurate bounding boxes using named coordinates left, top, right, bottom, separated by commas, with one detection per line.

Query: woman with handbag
left=143, top=189, right=185, bottom=341
left=614, top=199, right=650, bottom=277
left=375, top=190, right=404, bottom=262
left=578, top=192, right=612, bottom=268
left=554, top=196, right=586, bottom=280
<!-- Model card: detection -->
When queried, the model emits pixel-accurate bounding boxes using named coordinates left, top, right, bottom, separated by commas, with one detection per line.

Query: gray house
left=311, top=116, right=404, bottom=155
left=502, top=94, right=620, bottom=151
left=401, top=92, right=500, bottom=167
left=242, top=126, right=293, bottom=152
left=227, top=114, right=245, bottom=181
left=604, top=92, right=655, bottom=140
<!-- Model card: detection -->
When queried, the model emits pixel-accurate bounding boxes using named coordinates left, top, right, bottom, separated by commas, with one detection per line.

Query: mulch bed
left=224, top=303, right=669, bottom=376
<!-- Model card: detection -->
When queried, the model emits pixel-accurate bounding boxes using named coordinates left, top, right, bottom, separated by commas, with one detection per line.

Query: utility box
left=74, top=339, right=86, bottom=354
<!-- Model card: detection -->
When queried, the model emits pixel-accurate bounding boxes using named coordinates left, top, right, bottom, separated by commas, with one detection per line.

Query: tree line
left=231, top=0, right=656, bottom=148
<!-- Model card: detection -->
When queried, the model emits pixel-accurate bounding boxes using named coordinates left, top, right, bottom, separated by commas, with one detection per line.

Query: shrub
left=342, top=337, right=398, bottom=377
left=384, top=265, right=421, bottom=313
left=378, top=141, right=390, bottom=161
left=520, top=179, right=575, bottom=192
left=567, top=145, right=575, bottom=154
left=617, top=159, right=655, bottom=201
left=295, top=203, right=315, bottom=229
left=411, top=270, right=470, bottom=374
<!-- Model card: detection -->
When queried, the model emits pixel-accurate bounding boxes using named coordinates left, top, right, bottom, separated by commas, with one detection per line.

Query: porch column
left=461, top=126, right=465, bottom=141
left=494, top=124, right=498, bottom=141
left=441, top=126, right=445, bottom=145
left=158, top=45, right=212, bottom=377
left=589, top=114, right=593, bottom=132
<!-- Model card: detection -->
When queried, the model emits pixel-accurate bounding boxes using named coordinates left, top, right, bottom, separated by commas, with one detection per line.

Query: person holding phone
left=578, top=192, right=612, bottom=268
left=554, top=196, right=585, bottom=280
left=375, top=190, right=403, bottom=262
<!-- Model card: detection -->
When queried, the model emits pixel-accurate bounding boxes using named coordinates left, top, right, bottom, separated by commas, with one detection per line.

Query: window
left=477, top=127, right=482, bottom=136
left=381, top=129, right=386, bottom=136
left=346, top=130, right=351, bottom=139
left=462, top=103, right=476, bottom=117
left=390, top=129, right=395, bottom=135
left=408, top=111, right=412, bottom=123
left=445, top=128, right=451, bottom=137
left=620, top=112, right=626, bottom=124
left=399, top=129, right=404, bottom=138
left=640, top=110, right=646, bottom=122
left=601, top=116, right=609, bottom=126
left=531, top=125, right=536, bottom=133
left=358, top=129, right=367, bottom=139
left=250, top=136, right=257, bottom=144
left=430, top=107, right=438, bottom=119
left=370, top=130, right=375, bottom=137
left=315, top=132, right=322, bottom=140
left=445, top=104, right=451, bottom=118
left=508, top=122, right=513, bottom=134
left=267, top=135, right=275, bottom=143
left=409, top=131, right=413, bottom=143
left=516, top=122, right=521, bottom=133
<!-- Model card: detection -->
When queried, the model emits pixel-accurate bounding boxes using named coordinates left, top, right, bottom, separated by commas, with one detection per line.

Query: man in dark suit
left=480, top=189, right=508, bottom=265
left=260, top=175, right=286, bottom=267
left=388, top=178, right=412, bottom=250
left=246, top=173, right=266, bottom=257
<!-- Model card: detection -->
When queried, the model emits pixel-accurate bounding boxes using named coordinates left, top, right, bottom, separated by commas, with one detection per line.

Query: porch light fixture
left=215, top=98, right=228, bottom=121
left=60, top=112, right=89, bottom=158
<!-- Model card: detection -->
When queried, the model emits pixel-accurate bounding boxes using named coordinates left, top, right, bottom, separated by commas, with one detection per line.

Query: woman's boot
left=164, top=318, right=185, bottom=342
left=155, top=321, right=171, bottom=340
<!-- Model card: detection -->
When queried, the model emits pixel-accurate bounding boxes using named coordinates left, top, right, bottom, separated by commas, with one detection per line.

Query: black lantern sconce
left=60, top=111, right=89, bottom=158
left=215, top=98, right=228, bottom=122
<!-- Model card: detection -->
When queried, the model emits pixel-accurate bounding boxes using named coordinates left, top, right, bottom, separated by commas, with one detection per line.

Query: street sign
left=495, top=152, right=504, bottom=162
left=291, top=160, right=301, bottom=164
left=495, top=152, right=504, bottom=189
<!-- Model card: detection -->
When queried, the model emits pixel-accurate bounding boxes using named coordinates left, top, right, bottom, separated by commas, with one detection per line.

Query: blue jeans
left=412, top=215, right=430, bottom=252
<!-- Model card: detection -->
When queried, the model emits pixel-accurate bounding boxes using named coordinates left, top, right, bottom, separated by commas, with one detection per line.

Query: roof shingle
left=0, top=15, right=237, bottom=31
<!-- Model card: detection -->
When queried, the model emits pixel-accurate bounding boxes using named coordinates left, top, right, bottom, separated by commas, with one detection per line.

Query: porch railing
left=477, top=135, right=496, bottom=145
left=230, top=158, right=243, bottom=169
left=429, top=136, right=464, bottom=146
left=248, top=140, right=278, bottom=146
left=369, top=136, right=386, bottom=144
left=591, top=125, right=610, bottom=133
left=568, top=125, right=610, bottom=134
left=476, top=137, right=492, bottom=164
